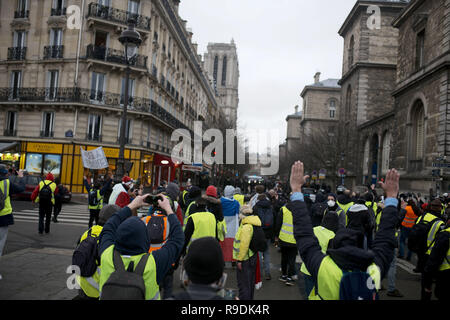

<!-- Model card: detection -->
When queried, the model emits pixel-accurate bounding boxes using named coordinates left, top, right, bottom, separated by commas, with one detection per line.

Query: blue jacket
left=98, top=206, right=184, bottom=285
left=288, top=193, right=399, bottom=285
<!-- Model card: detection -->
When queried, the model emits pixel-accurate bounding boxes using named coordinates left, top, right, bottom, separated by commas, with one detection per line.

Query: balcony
left=40, top=130, right=54, bottom=138
left=86, top=45, right=148, bottom=69
left=14, top=10, right=29, bottom=19
left=86, top=133, right=102, bottom=142
left=3, top=129, right=17, bottom=137
left=86, top=3, right=151, bottom=31
left=51, top=7, right=66, bottom=16
left=7, top=47, right=27, bottom=61
left=117, top=137, right=132, bottom=144
left=43, top=45, right=64, bottom=59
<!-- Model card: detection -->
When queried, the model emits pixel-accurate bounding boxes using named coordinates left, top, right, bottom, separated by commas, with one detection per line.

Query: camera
left=144, top=195, right=163, bottom=206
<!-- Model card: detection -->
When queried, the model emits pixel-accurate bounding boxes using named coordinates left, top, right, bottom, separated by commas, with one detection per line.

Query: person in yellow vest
left=423, top=219, right=450, bottom=300
left=274, top=205, right=297, bottom=286
left=31, top=173, right=58, bottom=235
left=181, top=197, right=218, bottom=256
left=98, top=194, right=184, bottom=300
left=233, top=187, right=245, bottom=206
left=84, top=176, right=113, bottom=228
left=300, top=211, right=339, bottom=298
left=74, top=204, right=120, bottom=300
left=288, top=161, right=401, bottom=300
left=182, top=186, right=202, bottom=227
left=337, top=189, right=354, bottom=215
left=0, top=165, right=25, bottom=281
left=233, top=204, right=261, bottom=300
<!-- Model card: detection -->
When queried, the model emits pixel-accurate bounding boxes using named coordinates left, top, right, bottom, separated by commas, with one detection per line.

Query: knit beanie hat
left=206, top=185, right=218, bottom=198
left=184, top=237, right=224, bottom=285
left=166, top=182, right=180, bottom=201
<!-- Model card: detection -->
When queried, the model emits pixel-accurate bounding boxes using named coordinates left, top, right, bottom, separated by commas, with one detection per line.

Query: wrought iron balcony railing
left=14, top=10, right=29, bottom=19
left=87, top=2, right=151, bottom=31
left=0, top=87, right=191, bottom=132
left=40, top=130, right=54, bottom=138
left=3, top=129, right=17, bottom=137
left=7, top=47, right=27, bottom=61
left=86, top=133, right=102, bottom=142
left=43, top=45, right=64, bottom=59
left=51, top=7, right=67, bottom=16
left=86, top=44, right=148, bottom=69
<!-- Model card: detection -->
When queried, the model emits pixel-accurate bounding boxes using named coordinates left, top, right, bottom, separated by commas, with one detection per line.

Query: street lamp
left=116, top=20, right=142, bottom=181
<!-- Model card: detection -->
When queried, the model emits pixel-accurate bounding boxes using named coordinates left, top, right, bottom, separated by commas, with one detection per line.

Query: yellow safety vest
left=301, top=226, right=335, bottom=276
left=88, top=190, right=103, bottom=210
left=99, top=245, right=160, bottom=300
left=438, top=228, right=450, bottom=272
left=416, top=213, right=445, bottom=255
left=279, top=206, right=296, bottom=244
left=233, top=218, right=258, bottom=261
left=76, top=225, right=103, bottom=298
left=188, top=212, right=217, bottom=246
left=309, top=256, right=381, bottom=300
left=233, top=194, right=245, bottom=206
left=183, top=201, right=195, bottom=228
left=0, top=179, right=12, bottom=217
left=217, top=219, right=227, bottom=242
left=35, top=180, right=57, bottom=205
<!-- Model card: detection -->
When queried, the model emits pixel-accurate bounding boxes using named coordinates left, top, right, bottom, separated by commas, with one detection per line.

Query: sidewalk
left=0, top=247, right=78, bottom=300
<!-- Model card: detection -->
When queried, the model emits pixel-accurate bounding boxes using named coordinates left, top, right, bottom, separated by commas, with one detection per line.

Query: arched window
left=221, top=55, right=227, bottom=86
left=213, top=55, right=218, bottom=84
left=363, top=137, right=370, bottom=176
left=381, top=131, right=391, bottom=174
left=411, top=100, right=425, bottom=160
left=348, top=35, right=355, bottom=67
left=345, top=86, right=352, bottom=117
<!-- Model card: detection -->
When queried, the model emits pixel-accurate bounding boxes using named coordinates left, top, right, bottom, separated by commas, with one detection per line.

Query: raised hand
left=379, top=169, right=400, bottom=199
left=290, top=161, right=309, bottom=193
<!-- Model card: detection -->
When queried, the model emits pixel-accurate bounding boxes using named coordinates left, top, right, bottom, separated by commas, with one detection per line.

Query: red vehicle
left=10, top=175, right=72, bottom=203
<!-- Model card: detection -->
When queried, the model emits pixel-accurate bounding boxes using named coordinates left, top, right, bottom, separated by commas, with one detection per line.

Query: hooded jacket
left=234, top=215, right=261, bottom=261
left=98, top=205, right=184, bottom=285
left=287, top=194, right=398, bottom=287
left=253, top=197, right=274, bottom=239
left=311, top=193, right=328, bottom=227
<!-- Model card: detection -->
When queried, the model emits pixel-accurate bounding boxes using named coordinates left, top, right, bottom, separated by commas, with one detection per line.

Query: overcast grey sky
left=178, top=0, right=356, bottom=151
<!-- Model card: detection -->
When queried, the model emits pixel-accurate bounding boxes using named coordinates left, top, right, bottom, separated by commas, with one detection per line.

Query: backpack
left=256, top=205, right=274, bottom=230
left=0, top=180, right=8, bottom=211
left=100, top=250, right=149, bottom=300
left=338, top=270, right=379, bottom=300
left=72, top=229, right=100, bottom=277
left=249, top=225, right=268, bottom=253
left=39, top=181, right=53, bottom=202
left=89, top=189, right=99, bottom=207
left=146, top=215, right=166, bottom=245
left=408, top=216, right=440, bottom=254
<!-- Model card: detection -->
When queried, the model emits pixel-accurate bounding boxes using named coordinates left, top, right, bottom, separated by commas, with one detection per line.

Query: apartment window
left=121, top=77, right=135, bottom=106
left=221, top=56, right=227, bottom=86
left=46, top=70, right=59, bottom=100
left=329, top=99, right=337, bottom=119
left=50, top=28, right=63, bottom=46
left=51, top=0, right=66, bottom=16
left=9, top=30, right=27, bottom=60
left=10, top=71, right=22, bottom=100
left=46, top=28, right=63, bottom=59
left=90, top=72, right=105, bottom=103
left=348, top=35, right=355, bottom=67
left=118, top=119, right=132, bottom=144
left=128, top=0, right=140, bottom=21
left=41, top=112, right=55, bottom=137
left=87, top=114, right=102, bottom=141
left=15, top=0, right=28, bottom=18
left=97, top=0, right=110, bottom=6
left=415, top=29, right=425, bottom=70
left=13, top=30, right=26, bottom=48
left=345, top=86, right=352, bottom=117
left=381, top=131, right=391, bottom=174
left=5, top=111, right=17, bottom=136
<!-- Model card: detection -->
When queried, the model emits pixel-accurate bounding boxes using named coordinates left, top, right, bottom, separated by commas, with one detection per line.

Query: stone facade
left=203, top=41, right=239, bottom=128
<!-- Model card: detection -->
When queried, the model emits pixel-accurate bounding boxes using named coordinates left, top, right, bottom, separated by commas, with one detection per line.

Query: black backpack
left=249, top=225, right=268, bottom=253
left=39, top=181, right=53, bottom=202
left=72, top=229, right=100, bottom=277
left=100, top=250, right=149, bottom=300
left=88, top=189, right=99, bottom=207
left=0, top=180, right=8, bottom=211
left=146, top=215, right=167, bottom=245
left=256, top=206, right=274, bottom=230
left=408, top=215, right=440, bottom=254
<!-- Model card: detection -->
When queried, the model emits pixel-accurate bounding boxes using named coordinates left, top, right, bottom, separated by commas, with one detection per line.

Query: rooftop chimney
left=314, top=72, right=321, bottom=84
left=295, top=105, right=299, bottom=114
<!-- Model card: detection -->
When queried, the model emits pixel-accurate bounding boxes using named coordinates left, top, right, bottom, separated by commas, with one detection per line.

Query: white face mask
left=327, top=200, right=336, bottom=207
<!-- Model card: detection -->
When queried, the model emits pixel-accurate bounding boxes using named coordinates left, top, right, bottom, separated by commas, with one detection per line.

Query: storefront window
left=25, top=153, right=61, bottom=178
left=25, top=153, right=43, bottom=175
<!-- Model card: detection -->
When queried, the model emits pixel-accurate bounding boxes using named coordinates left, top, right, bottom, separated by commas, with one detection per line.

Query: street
left=0, top=199, right=422, bottom=300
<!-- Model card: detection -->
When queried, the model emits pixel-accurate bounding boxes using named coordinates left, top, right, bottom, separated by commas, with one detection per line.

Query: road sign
left=338, top=168, right=346, bottom=176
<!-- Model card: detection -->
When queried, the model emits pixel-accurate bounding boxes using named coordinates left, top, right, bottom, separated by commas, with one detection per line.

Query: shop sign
left=86, top=146, right=130, bottom=159
left=27, top=143, right=62, bottom=154
left=182, top=164, right=203, bottom=172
